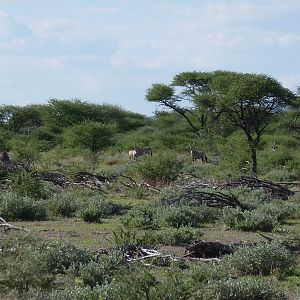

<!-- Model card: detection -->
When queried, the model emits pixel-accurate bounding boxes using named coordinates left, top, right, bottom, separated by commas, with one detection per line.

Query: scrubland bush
left=223, top=207, right=274, bottom=232
left=123, top=200, right=220, bottom=230
left=229, top=187, right=272, bottom=209
left=154, top=227, right=203, bottom=246
left=225, top=242, right=295, bottom=276
left=223, top=201, right=294, bottom=232
left=0, top=235, right=92, bottom=293
left=159, top=205, right=203, bottom=228
left=264, top=168, right=300, bottom=182
left=48, top=192, right=80, bottom=217
left=18, top=286, right=104, bottom=300
left=74, top=252, right=124, bottom=288
left=0, top=192, right=47, bottom=221
left=203, top=276, right=287, bottom=300
left=10, top=172, right=49, bottom=200
left=103, top=269, right=158, bottom=300
left=122, top=204, right=158, bottom=229
left=132, top=152, right=183, bottom=186
left=0, top=234, right=293, bottom=300
left=78, top=196, right=125, bottom=223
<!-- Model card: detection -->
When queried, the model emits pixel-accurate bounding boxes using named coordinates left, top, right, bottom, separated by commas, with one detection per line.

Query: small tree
left=210, top=71, right=294, bottom=175
left=63, top=121, right=116, bottom=153
left=146, top=71, right=295, bottom=175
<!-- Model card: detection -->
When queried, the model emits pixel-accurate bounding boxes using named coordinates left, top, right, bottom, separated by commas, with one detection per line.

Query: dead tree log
left=220, top=176, right=294, bottom=200
left=0, top=217, right=29, bottom=232
left=185, top=240, right=233, bottom=258
left=164, top=188, right=249, bottom=210
left=35, top=171, right=70, bottom=187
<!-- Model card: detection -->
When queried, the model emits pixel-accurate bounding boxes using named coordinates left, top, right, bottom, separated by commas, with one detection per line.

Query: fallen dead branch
left=0, top=217, right=30, bottom=232
left=35, top=171, right=70, bottom=187
left=185, top=239, right=233, bottom=258
left=220, top=176, right=294, bottom=200
left=165, top=188, right=249, bottom=210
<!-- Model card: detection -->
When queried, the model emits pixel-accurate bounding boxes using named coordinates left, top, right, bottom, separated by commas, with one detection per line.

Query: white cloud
left=79, top=76, right=104, bottom=94
left=262, top=32, right=300, bottom=47
left=0, top=10, right=31, bottom=40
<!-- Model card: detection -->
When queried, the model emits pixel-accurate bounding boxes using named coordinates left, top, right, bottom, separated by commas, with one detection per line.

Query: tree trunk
left=245, top=131, right=259, bottom=177
left=250, top=144, right=257, bottom=177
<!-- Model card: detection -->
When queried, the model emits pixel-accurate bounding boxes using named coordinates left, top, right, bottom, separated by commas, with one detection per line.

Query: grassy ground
left=12, top=212, right=300, bottom=253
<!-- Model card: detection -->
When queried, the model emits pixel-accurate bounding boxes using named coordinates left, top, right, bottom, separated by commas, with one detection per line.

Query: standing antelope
left=190, top=149, right=208, bottom=163
left=0, top=151, right=9, bottom=163
left=128, top=147, right=152, bottom=160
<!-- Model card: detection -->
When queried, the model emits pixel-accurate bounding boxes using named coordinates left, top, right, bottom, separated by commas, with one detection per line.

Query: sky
left=0, top=0, right=300, bottom=116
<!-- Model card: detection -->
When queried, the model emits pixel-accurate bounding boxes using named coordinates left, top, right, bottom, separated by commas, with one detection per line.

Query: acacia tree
left=146, top=71, right=295, bottom=175
left=63, top=121, right=117, bottom=154
left=146, top=72, right=216, bottom=136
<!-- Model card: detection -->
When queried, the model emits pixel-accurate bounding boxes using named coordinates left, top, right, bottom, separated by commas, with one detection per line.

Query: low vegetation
left=0, top=74, right=300, bottom=299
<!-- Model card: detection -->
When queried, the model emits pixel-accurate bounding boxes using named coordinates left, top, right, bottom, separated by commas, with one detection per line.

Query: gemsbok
left=128, top=147, right=152, bottom=160
left=0, top=151, right=9, bottom=163
left=190, top=149, right=208, bottom=163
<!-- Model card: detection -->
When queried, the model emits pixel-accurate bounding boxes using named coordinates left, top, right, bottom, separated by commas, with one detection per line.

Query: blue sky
left=0, top=0, right=300, bottom=115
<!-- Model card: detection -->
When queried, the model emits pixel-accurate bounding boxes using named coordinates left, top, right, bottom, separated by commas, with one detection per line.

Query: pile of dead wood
left=35, top=171, right=113, bottom=189
left=0, top=217, right=29, bottom=232
left=164, top=188, right=250, bottom=210
left=185, top=239, right=233, bottom=259
left=184, top=237, right=300, bottom=260
left=220, top=176, right=294, bottom=200
left=35, top=171, right=70, bottom=187
left=1, top=160, right=31, bottom=172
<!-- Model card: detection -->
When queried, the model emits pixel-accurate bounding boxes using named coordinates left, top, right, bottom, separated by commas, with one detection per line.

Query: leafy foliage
left=131, top=152, right=183, bottom=186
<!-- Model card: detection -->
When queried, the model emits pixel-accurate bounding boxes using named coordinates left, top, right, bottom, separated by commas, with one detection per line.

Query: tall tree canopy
left=146, top=71, right=295, bottom=175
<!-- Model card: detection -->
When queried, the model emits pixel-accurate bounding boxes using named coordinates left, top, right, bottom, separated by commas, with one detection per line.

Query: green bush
left=17, top=286, right=104, bottom=300
left=48, top=192, right=80, bottom=218
left=122, top=204, right=158, bottom=229
left=223, top=201, right=294, bottom=232
left=132, top=152, right=183, bottom=186
left=75, top=252, right=124, bottom=288
left=104, top=269, right=158, bottom=300
left=229, top=187, right=272, bottom=209
left=225, top=242, right=295, bottom=276
left=159, top=205, right=203, bottom=228
left=258, top=202, right=295, bottom=224
left=0, top=235, right=92, bottom=293
left=79, top=196, right=125, bottom=223
left=10, top=172, right=48, bottom=200
left=204, top=276, right=287, bottom=300
left=154, top=227, right=203, bottom=246
left=223, top=207, right=274, bottom=232
left=0, top=192, right=47, bottom=221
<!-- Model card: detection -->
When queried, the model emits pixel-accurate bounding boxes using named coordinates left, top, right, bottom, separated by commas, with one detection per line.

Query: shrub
left=79, top=197, right=125, bottom=223
left=132, top=152, right=183, bottom=186
left=223, top=207, right=274, bottom=232
left=75, top=252, right=124, bottom=288
left=204, top=276, right=287, bottom=300
left=0, top=192, right=47, bottom=221
left=264, top=168, right=300, bottom=182
left=225, top=242, right=295, bottom=276
left=63, top=121, right=117, bottom=153
left=159, top=205, right=203, bottom=228
left=155, top=227, right=203, bottom=246
left=48, top=192, right=80, bottom=218
left=0, top=235, right=92, bottom=293
left=104, top=269, right=157, bottom=300
left=17, top=286, right=105, bottom=300
left=229, top=187, right=272, bottom=209
left=223, top=201, right=295, bottom=232
left=258, top=202, right=296, bottom=224
left=122, top=204, right=158, bottom=229
left=10, top=172, right=48, bottom=200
